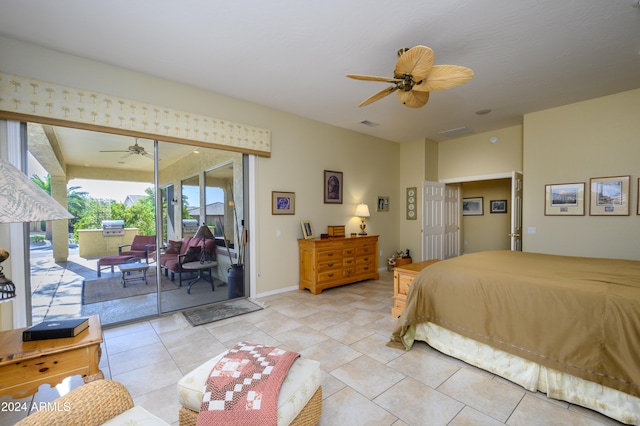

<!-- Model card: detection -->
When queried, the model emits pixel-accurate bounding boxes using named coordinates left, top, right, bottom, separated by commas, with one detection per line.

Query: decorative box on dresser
left=298, top=235, right=379, bottom=294
left=392, top=259, right=440, bottom=317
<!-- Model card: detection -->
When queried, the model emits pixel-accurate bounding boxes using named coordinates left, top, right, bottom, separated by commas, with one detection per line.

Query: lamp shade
left=0, top=159, right=73, bottom=223
left=194, top=224, right=214, bottom=240
left=355, top=203, right=370, bottom=218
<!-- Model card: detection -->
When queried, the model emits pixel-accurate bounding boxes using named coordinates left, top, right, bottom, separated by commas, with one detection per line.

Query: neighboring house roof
left=187, top=202, right=225, bottom=217
left=124, top=195, right=144, bottom=206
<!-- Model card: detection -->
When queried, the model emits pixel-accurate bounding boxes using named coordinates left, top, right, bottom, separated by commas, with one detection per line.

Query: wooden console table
left=0, top=315, right=103, bottom=398
left=392, top=259, right=440, bottom=317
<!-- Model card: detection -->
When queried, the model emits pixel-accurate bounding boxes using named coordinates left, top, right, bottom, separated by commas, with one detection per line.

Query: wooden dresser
left=392, top=259, right=440, bottom=317
left=298, top=235, right=379, bottom=294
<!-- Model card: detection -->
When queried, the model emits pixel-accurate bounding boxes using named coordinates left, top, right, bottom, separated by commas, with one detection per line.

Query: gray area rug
left=183, top=298, right=263, bottom=326
left=82, top=275, right=180, bottom=304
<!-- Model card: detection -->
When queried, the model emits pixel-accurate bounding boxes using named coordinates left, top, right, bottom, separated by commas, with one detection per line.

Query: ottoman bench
left=96, top=254, right=136, bottom=277
left=178, top=351, right=322, bottom=426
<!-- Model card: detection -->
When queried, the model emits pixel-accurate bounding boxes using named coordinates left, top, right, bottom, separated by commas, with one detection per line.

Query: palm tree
left=31, top=174, right=87, bottom=240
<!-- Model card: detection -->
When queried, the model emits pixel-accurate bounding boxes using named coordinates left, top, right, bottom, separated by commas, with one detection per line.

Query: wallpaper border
left=0, top=72, right=271, bottom=157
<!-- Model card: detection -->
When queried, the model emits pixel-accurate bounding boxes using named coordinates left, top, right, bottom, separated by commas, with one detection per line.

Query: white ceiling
left=1, top=0, right=640, bottom=146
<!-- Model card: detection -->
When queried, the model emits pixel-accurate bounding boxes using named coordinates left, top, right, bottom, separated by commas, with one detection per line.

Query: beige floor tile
left=108, top=341, right=173, bottom=376
left=132, top=383, right=181, bottom=425
left=296, top=310, right=350, bottom=331
left=273, top=325, right=330, bottom=352
left=204, top=318, right=263, bottom=342
left=319, top=370, right=347, bottom=399
left=331, top=355, right=405, bottom=399
left=387, top=347, right=460, bottom=389
left=157, top=323, right=215, bottom=348
left=374, top=377, right=464, bottom=426
left=112, top=359, right=183, bottom=398
left=320, top=387, right=398, bottom=426
left=252, top=311, right=303, bottom=335
left=150, top=312, right=192, bottom=334
left=349, top=332, right=404, bottom=364
left=438, top=368, right=525, bottom=423
left=321, top=321, right=375, bottom=345
left=507, top=394, right=604, bottom=426
left=449, top=406, right=507, bottom=425
left=300, top=339, right=362, bottom=372
left=104, top=327, right=161, bottom=355
left=166, top=335, right=226, bottom=373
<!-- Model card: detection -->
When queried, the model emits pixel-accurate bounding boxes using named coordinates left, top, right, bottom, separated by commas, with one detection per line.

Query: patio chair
left=118, top=235, right=156, bottom=263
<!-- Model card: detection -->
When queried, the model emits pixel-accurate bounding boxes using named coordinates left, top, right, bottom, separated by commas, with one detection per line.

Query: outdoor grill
left=182, top=219, right=198, bottom=235
left=102, top=220, right=125, bottom=237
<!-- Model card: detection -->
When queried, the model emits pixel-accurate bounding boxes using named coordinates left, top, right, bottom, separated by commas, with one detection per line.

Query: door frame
left=426, top=172, right=523, bottom=259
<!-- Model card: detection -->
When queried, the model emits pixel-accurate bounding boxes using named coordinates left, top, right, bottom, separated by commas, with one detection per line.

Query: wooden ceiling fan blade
left=359, top=86, right=398, bottom=107
left=397, top=90, right=429, bottom=108
left=395, top=45, right=434, bottom=80
left=347, top=74, right=402, bottom=83
left=413, top=65, right=474, bottom=92
left=100, top=150, right=129, bottom=153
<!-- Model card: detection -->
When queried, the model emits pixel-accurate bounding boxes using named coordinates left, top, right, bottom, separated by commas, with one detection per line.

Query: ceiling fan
left=346, top=45, right=474, bottom=108
left=99, top=139, right=153, bottom=159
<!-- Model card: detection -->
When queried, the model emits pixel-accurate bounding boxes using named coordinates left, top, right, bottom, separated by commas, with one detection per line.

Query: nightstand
left=392, top=259, right=440, bottom=317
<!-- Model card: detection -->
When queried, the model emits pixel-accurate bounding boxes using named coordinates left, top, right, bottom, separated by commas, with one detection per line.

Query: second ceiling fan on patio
left=99, top=139, right=153, bottom=159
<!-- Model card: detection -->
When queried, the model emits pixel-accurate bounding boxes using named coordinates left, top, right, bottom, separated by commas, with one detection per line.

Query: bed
left=389, top=250, right=640, bottom=425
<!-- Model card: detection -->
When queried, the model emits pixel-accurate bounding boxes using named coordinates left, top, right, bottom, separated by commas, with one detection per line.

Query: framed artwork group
left=545, top=175, right=636, bottom=216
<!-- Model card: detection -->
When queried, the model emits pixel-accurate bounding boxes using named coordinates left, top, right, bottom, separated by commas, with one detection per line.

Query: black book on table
left=22, top=318, right=90, bottom=342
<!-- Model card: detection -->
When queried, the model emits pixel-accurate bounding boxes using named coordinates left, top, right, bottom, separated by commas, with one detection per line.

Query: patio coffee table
left=181, top=260, right=217, bottom=294
left=118, top=262, right=150, bottom=287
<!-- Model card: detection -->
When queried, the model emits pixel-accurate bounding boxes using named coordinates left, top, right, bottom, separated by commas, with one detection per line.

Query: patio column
left=50, top=175, right=69, bottom=262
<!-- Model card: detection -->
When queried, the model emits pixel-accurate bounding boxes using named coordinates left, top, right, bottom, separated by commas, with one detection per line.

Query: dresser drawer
left=342, top=257, right=356, bottom=268
left=319, top=259, right=341, bottom=270
left=356, top=264, right=375, bottom=275
left=317, top=250, right=342, bottom=262
left=318, top=269, right=342, bottom=282
left=356, top=255, right=374, bottom=265
left=397, top=274, right=414, bottom=296
left=356, top=245, right=375, bottom=256
left=343, top=247, right=356, bottom=257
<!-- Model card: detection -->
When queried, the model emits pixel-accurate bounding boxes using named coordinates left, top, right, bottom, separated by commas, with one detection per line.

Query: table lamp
left=194, top=224, right=214, bottom=263
left=355, top=203, right=370, bottom=235
left=0, top=159, right=73, bottom=302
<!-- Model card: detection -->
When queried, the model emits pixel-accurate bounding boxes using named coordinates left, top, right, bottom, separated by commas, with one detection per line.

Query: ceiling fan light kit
left=347, top=45, right=473, bottom=108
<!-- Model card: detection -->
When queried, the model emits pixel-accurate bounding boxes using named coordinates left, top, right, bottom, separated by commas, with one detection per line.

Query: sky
left=29, top=153, right=152, bottom=203
left=29, top=153, right=222, bottom=205
left=68, top=179, right=153, bottom=202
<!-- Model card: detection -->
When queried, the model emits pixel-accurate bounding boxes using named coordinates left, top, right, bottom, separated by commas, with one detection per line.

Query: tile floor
left=2, top=271, right=627, bottom=426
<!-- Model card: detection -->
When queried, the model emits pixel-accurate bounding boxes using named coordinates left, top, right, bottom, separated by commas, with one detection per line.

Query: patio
left=30, top=244, right=228, bottom=326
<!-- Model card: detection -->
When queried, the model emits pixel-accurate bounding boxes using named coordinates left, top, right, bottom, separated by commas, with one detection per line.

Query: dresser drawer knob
left=327, top=263, right=334, bottom=267
left=328, top=273, right=334, bottom=277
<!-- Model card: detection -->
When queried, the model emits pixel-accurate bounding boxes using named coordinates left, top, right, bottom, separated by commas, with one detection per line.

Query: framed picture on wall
left=463, top=197, right=483, bottom=216
left=324, top=170, right=343, bottom=204
left=272, top=191, right=295, bottom=215
left=377, top=196, right=390, bottom=212
left=638, top=178, right=640, bottom=215
left=490, top=200, right=507, bottom=213
left=544, top=182, right=585, bottom=216
left=589, top=175, right=630, bottom=216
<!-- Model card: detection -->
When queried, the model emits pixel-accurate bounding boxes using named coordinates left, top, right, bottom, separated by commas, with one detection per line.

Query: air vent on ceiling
left=360, top=120, right=379, bottom=127
left=439, top=126, right=474, bottom=138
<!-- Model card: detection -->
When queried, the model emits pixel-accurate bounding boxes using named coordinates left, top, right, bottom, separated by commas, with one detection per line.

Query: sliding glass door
left=24, top=122, right=246, bottom=326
